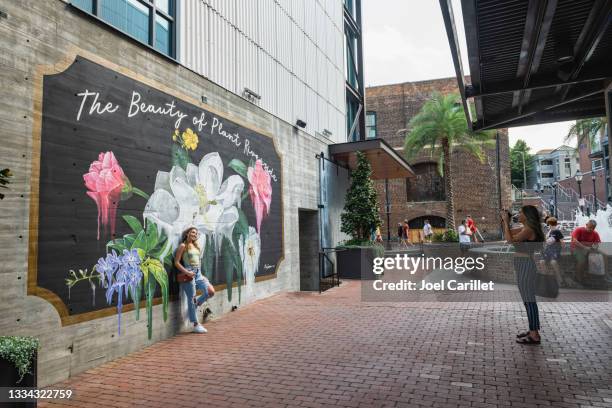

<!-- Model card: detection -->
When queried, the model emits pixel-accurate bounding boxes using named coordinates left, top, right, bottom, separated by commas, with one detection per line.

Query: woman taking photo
left=174, top=227, right=215, bottom=333
left=500, top=205, right=544, bottom=345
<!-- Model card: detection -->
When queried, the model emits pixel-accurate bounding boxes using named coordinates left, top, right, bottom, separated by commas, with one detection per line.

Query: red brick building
left=365, top=78, right=512, bottom=241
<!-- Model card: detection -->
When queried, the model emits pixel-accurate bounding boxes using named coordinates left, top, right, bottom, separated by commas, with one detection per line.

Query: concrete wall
left=0, top=0, right=332, bottom=386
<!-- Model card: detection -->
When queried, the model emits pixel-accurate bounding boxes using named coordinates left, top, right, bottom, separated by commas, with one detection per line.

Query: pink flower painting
left=83, top=152, right=126, bottom=240
left=248, top=160, right=272, bottom=233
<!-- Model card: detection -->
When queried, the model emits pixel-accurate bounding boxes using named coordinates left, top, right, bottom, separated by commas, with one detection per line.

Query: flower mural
left=144, top=152, right=245, bottom=258
left=173, top=128, right=199, bottom=151
left=239, top=226, right=261, bottom=285
left=95, top=249, right=143, bottom=335
left=69, top=126, right=275, bottom=338
left=34, top=59, right=282, bottom=342
left=83, top=152, right=126, bottom=240
left=248, top=160, right=272, bottom=233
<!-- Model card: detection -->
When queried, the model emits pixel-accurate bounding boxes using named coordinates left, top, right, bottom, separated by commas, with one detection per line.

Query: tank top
left=182, top=244, right=201, bottom=267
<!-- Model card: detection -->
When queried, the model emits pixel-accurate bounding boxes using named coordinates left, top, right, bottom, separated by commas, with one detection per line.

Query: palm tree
left=404, top=92, right=494, bottom=229
left=564, top=118, right=607, bottom=148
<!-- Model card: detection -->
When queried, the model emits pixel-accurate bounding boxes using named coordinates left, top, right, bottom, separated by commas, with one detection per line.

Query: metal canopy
left=328, top=139, right=415, bottom=179
left=440, top=0, right=612, bottom=131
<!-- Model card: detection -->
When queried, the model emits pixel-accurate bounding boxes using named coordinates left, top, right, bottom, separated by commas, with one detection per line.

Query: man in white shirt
left=423, top=219, right=433, bottom=243
left=458, top=219, right=471, bottom=253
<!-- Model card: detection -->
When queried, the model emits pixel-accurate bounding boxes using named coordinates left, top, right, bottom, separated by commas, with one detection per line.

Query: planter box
left=336, top=247, right=377, bottom=280
left=0, top=352, right=37, bottom=408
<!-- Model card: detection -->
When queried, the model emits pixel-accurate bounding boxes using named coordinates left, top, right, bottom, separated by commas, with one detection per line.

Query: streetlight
left=592, top=173, right=597, bottom=214
left=552, top=181, right=558, bottom=218
left=576, top=170, right=583, bottom=214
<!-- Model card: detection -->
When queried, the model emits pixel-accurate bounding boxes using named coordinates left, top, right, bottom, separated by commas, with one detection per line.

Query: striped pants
left=514, top=256, right=540, bottom=331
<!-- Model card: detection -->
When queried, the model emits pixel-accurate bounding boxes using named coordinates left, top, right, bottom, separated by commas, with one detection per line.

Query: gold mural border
left=28, top=47, right=285, bottom=326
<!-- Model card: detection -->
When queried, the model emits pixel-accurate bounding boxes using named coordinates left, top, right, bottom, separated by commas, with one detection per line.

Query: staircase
left=511, top=184, right=605, bottom=221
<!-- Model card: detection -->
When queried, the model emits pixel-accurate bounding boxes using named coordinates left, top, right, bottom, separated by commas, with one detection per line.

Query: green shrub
left=432, top=232, right=445, bottom=242
left=338, top=240, right=385, bottom=258
left=443, top=229, right=459, bottom=242
left=0, top=336, right=39, bottom=382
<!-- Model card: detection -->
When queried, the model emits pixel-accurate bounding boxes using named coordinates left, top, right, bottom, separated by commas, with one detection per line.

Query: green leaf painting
left=171, top=143, right=191, bottom=170
left=228, top=158, right=248, bottom=178
left=122, top=215, right=143, bottom=234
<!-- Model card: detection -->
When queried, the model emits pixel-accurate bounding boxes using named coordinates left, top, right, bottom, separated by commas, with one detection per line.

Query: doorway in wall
left=298, top=209, right=319, bottom=291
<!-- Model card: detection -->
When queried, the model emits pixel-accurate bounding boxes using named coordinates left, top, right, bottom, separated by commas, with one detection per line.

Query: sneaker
left=193, top=324, right=207, bottom=334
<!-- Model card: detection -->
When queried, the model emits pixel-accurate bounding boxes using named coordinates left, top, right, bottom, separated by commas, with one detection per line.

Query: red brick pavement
left=41, top=281, right=612, bottom=408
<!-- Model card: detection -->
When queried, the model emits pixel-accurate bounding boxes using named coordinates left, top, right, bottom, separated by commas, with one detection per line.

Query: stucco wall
left=0, top=0, right=332, bottom=386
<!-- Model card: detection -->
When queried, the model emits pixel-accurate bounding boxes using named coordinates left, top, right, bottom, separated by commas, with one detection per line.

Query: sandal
left=516, top=336, right=541, bottom=345
left=516, top=331, right=530, bottom=338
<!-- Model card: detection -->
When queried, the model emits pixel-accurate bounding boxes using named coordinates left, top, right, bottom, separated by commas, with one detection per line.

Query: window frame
left=365, top=111, right=377, bottom=139
left=70, top=0, right=177, bottom=59
left=592, top=159, right=603, bottom=171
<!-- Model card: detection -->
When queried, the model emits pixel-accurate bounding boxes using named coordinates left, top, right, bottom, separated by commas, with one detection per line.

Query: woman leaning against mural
left=174, top=227, right=215, bottom=333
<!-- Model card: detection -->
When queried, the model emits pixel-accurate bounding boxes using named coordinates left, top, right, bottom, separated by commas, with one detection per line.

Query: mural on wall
left=30, top=54, right=283, bottom=338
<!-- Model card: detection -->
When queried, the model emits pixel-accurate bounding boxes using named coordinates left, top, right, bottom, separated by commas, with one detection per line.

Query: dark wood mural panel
left=35, top=56, right=283, bottom=320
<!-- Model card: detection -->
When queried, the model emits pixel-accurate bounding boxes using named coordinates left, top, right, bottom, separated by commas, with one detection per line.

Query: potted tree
left=337, top=151, right=384, bottom=280
left=0, top=336, right=39, bottom=391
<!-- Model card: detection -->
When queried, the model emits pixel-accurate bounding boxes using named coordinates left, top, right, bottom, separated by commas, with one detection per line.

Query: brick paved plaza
left=39, top=280, right=612, bottom=408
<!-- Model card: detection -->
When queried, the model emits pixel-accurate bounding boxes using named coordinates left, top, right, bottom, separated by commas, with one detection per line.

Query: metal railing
left=319, top=248, right=342, bottom=293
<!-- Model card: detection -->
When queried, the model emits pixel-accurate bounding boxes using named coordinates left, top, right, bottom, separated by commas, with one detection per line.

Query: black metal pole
left=593, top=176, right=598, bottom=214
left=385, top=178, right=391, bottom=249
left=578, top=181, right=583, bottom=213
left=495, top=131, right=503, bottom=239
left=553, top=185, right=558, bottom=218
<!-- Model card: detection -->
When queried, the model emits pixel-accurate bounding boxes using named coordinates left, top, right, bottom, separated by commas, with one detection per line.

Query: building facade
left=528, top=146, right=579, bottom=190
left=0, top=0, right=363, bottom=386
left=557, top=126, right=610, bottom=209
left=365, top=78, right=512, bottom=240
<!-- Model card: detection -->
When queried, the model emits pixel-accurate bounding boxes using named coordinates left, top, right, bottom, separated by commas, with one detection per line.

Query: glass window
left=345, top=30, right=359, bottom=90
left=72, top=0, right=175, bottom=58
left=365, top=112, right=376, bottom=139
left=154, top=14, right=171, bottom=55
left=346, top=95, right=361, bottom=141
left=71, top=0, right=93, bottom=13
left=344, top=0, right=358, bottom=22
left=590, top=133, right=602, bottom=153
left=406, top=163, right=445, bottom=202
left=593, top=159, right=603, bottom=171
left=155, top=0, right=171, bottom=15
left=100, top=0, right=150, bottom=44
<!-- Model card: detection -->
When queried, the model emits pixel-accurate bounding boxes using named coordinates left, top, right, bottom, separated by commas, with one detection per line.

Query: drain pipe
left=496, top=131, right=503, bottom=240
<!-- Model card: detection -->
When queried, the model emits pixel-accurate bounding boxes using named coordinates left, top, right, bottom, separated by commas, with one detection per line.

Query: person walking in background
left=540, top=217, right=565, bottom=286
left=375, top=225, right=383, bottom=243
left=571, top=220, right=601, bottom=282
left=402, top=219, right=413, bottom=247
left=457, top=219, right=471, bottom=254
left=501, top=205, right=545, bottom=345
left=397, top=222, right=403, bottom=245
left=466, top=215, right=479, bottom=243
left=423, top=219, right=433, bottom=243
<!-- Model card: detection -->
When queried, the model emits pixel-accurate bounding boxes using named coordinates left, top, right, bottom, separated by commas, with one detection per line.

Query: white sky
left=361, top=0, right=573, bottom=153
